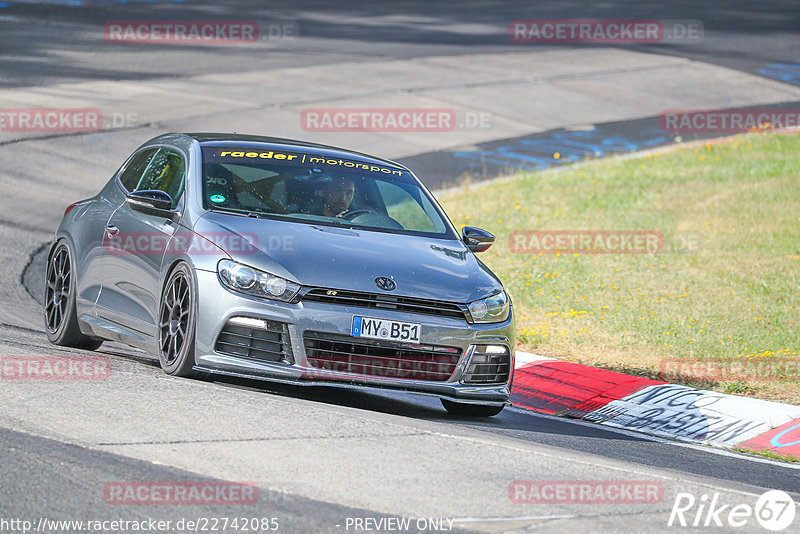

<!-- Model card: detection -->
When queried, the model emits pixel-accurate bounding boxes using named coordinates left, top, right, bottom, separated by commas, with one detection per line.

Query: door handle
left=105, top=225, right=119, bottom=236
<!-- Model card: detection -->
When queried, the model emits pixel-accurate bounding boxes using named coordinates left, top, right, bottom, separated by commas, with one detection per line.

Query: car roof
left=184, top=132, right=408, bottom=170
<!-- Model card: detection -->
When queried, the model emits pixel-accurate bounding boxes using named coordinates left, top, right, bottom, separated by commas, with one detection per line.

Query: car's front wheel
left=44, top=240, right=103, bottom=350
left=441, top=399, right=505, bottom=417
left=158, top=263, right=197, bottom=377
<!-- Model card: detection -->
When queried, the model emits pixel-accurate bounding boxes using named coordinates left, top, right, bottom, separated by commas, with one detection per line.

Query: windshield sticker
left=219, top=150, right=298, bottom=160
left=209, top=194, right=226, bottom=203
left=305, top=155, right=403, bottom=176
left=211, top=149, right=404, bottom=177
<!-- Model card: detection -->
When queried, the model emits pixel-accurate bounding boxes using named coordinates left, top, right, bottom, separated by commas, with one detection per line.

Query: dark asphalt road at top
left=0, top=0, right=798, bottom=88
left=3, top=0, right=798, bottom=187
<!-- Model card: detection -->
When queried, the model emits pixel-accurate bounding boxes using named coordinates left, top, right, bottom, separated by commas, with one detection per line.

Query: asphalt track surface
left=2, top=2, right=800, bottom=533
left=1, top=0, right=799, bottom=87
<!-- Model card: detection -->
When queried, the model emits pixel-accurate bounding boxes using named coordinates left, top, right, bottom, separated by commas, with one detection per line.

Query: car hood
left=194, top=212, right=502, bottom=303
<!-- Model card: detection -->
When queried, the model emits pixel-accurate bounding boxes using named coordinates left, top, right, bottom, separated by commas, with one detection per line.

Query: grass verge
left=438, top=132, right=800, bottom=403
left=731, top=447, right=799, bottom=463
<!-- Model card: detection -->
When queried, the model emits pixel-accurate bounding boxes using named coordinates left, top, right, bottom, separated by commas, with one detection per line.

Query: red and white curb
left=512, top=351, right=800, bottom=460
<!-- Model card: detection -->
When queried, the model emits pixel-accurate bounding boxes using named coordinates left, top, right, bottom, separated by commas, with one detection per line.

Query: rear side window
left=136, top=148, right=186, bottom=208
left=118, top=148, right=157, bottom=192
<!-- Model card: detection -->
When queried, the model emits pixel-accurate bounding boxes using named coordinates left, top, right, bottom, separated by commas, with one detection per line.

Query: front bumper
left=192, top=269, right=515, bottom=404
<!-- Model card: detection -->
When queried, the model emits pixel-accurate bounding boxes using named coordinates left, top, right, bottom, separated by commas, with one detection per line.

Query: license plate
left=351, top=316, right=421, bottom=343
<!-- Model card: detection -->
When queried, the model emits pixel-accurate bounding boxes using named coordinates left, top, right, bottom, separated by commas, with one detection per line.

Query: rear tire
left=158, top=263, right=197, bottom=377
left=44, top=241, right=103, bottom=350
left=441, top=399, right=505, bottom=417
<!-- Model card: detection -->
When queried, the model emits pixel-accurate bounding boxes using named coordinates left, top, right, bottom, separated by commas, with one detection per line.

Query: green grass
left=731, top=447, right=799, bottom=463
left=722, top=380, right=760, bottom=395
left=439, top=133, right=800, bottom=403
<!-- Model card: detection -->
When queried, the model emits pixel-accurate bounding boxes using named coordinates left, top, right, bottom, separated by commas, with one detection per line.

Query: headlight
left=467, top=291, right=510, bottom=323
left=217, top=259, right=300, bottom=302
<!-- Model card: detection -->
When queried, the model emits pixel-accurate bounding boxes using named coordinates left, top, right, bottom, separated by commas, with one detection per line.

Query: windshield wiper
left=209, top=207, right=360, bottom=229
left=208, top=207, right=266, bottom=218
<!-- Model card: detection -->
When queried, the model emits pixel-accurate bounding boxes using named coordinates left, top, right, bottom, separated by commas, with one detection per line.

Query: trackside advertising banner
left=512, top=358, right=800, bottom=461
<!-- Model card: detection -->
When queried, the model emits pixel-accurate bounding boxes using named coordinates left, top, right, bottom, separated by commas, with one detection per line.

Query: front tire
left=441, top=399, right=505, bottom=417
left=158, top=263, right=197, bottom=377
left=44, top=240, right=103, bottom=350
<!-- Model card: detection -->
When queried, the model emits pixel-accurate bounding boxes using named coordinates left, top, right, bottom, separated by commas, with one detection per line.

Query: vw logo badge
left=374, top=276, right=396, bottom=291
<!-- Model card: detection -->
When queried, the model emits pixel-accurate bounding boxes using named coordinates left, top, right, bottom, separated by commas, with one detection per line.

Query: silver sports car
left=45, top=133, right=515, bottom=416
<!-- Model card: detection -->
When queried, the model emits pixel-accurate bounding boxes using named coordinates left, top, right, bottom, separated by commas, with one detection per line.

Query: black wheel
left=44, top=241, right=103, bottom=350
left=441, top=399, right=505, bottom=417
left=158, top=263, right=197, bottom=377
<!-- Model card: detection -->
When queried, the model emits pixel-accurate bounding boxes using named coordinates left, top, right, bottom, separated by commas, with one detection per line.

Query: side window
left=376, top=180, right=444, bottom=233
left=136, top=148, right=186, bottom=208
left=118, top=148, right=157, bottom=192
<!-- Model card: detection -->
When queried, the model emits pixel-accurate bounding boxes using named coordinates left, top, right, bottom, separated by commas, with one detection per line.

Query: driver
left=316, top=174, right=355, bottom=218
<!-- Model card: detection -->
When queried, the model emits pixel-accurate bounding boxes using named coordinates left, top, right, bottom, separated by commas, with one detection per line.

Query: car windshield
left=201, top=145, right=454, bottom=238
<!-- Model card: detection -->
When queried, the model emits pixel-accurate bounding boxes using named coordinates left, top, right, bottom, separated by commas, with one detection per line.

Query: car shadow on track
left=199, top=371, right=646, bottom=443
left=86, top=340, right=643, bottom=444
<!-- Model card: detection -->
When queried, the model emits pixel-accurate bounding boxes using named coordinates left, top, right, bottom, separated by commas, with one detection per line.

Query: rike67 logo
left=668, top=490, right=796, bottom=531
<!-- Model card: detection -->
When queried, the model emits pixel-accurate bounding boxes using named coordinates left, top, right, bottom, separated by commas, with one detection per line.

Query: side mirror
left=462, top=226, right=494, bottom=253
left=126, top=190, right=179, bottom=220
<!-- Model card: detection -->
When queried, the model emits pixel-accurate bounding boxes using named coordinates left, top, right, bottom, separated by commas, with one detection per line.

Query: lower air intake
left=461, top=345, right=511, bottom=384
left=214, top=317, right=293, bottom=364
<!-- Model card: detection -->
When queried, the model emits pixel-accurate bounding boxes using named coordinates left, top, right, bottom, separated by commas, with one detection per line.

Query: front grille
left=303, top=331, right=462, bottom=382
left=461, top=345, right=511, bottom=384
left=214, top=317, right=294, bottom=364
left=302, top=288, right=466, bottom=320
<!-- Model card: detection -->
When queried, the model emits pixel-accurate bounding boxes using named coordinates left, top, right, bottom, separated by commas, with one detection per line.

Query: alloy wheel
left=159, top=270, right=191, bottom=365
left=45, top=245, right=71, bottom=333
